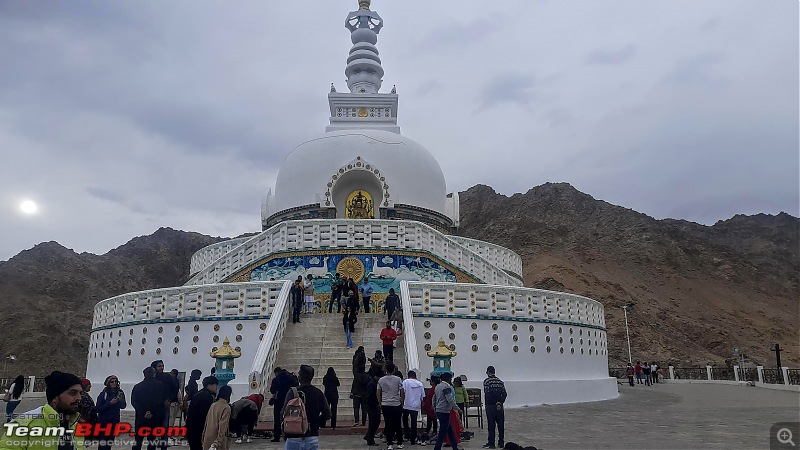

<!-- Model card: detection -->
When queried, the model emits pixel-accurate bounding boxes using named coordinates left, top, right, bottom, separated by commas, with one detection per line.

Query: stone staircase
left=264, top=312, right=407, bottom=424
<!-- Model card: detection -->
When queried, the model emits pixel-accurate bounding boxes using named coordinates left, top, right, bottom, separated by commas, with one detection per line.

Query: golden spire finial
left=427, top=338, right=457, bottom=357
left=210, top=337, right=241, bottom=358
left=359, top=0, right=371, bottom=10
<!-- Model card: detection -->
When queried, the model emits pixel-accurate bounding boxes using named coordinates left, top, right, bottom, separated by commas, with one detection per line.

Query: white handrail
left=399, top=280, right=420, bottom=373
left=190, top=237, right=251, bottom=274
left=248, top=280, right=292, bottom=395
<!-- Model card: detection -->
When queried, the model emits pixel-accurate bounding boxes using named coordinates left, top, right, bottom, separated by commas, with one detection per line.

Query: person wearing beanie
left=202, top=385, right=232, bottom=450
left=131, top=367, right=169, bottom=450
left=94, top=375, right=126, bottom=450
left=1, top=370, right=84, bottom=450
left=77, top=378, right=96, bottom=425
left=186, top=376, right=218, bottom=450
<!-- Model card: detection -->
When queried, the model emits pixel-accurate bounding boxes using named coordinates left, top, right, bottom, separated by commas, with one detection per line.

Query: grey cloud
left=662, top=52, right=727, bottom=87
left=584, top=44, right=637, bottom=65
left=475, top=73, right=537, bottom=110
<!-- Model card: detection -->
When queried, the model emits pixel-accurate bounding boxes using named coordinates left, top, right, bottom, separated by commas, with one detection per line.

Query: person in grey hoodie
left=432, top=372, right=461, bottom=450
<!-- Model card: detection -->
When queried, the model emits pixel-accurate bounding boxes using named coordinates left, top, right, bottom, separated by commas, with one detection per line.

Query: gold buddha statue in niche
left=346, top=190, right=374, bottom=219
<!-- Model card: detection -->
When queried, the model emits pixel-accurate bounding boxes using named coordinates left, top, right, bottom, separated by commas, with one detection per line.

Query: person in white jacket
left=401, top=370, right=425, bottom=445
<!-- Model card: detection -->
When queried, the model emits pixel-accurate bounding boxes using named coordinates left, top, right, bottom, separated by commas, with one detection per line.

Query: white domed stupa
left=86, top=0, right=616, bottom=413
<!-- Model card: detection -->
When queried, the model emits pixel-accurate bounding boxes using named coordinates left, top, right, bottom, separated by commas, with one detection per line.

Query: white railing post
left=733, top=365, right=740, bottom=382
left=782, top=367, right=789, bottom=385
left=706, top=365, right=712, bottom=381
left=757, top=366, right=764, bottom=383
left=27, top=376, right=35, bottom=393
left=399, top=281, right=420, bottom=373
left=668, top=366, right=675, bottom=380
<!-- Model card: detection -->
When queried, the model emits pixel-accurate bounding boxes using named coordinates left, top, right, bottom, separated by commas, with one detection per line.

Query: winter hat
left=79, top=378, right=91, bottom=390
left=45, top=371, right=82, bottom=402
left=104, top=375, right=119, bottom=387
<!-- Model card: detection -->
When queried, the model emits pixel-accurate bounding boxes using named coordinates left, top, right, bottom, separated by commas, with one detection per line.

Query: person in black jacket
left=269, top=367, right=298, bottom=442
left=131, top=367, right=168, bottom=450
left=328, top=272, right=343, bottom=313
left=346, top=290, right=360, bottom=332
left=184, top=369, right=202, bottom=407
left=363, top=369, right=384, bottom=446
left=94, top=375, right=126, bottom=450
left=282, top=365, right=330, bottom=447
left=321, top=367, right=340, bottom=429
left=291, top=279, right=304, bottom=323
left=185, top=376, right=218, bottom=450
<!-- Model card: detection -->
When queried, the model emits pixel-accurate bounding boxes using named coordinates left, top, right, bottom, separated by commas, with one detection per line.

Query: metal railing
left=787, top=369, right=800, bottom=385
left=762, top=368, right=783, bottom=384
left=711, top=367, right=736, bottom=381
left=672, top=368, right=708, bottom=380
left=738, top=367, right=758, bottom=382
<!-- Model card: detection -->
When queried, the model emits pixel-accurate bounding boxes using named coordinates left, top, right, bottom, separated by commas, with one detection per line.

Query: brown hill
left=0, top=184, right=797, bottom=376
left=457, top=183, right=799, bottom=368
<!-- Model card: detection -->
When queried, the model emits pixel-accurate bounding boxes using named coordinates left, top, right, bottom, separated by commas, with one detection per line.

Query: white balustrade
left=448, top=236, right=523, bottom=279
left=248, top=280, right=292, bottom=396
left=91, top=282, right=286, bottom=330
left=186, top=219, right=524, bottom=288
left=403, top=281, right=606, bottom=329
left=399, top=281, right=420, bottom=373
left=189, top=238, right=251, bottom=275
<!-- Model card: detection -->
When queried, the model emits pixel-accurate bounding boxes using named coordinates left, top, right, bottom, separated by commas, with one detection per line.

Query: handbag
left=2, top=392, right=10, bottom=402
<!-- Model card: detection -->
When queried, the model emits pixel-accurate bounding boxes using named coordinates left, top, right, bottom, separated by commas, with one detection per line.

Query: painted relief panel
left=249, top=253, right=458, bottom=295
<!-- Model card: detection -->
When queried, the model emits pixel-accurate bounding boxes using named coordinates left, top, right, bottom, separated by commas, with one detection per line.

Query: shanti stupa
left=86, top=0, right=617, bottom=407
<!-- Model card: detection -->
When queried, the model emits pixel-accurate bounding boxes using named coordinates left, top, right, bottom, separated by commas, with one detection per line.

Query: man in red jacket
left=380, top=321, right=398, bottom=363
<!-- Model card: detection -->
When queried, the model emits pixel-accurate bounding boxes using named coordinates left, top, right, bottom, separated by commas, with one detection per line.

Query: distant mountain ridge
left=0, top=183, right=796, bottom=376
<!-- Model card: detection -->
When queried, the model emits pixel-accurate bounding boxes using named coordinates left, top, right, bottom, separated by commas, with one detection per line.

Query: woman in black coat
left=322, top=367, right=340, bottom=429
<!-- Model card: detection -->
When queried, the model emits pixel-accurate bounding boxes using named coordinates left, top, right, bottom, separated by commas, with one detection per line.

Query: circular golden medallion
left=336, top=257, right=366, bottom=282
left=358, top=108, right=368, bottom=117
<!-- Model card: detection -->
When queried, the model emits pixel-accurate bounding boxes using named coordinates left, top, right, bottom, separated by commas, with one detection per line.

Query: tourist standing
left=3, top=375, right=24, bottom=423
left=291, top=279, right=304, bottom=323
left=132, top=367, right=168, bottom=450
left=401, top=370, right=425, bottom=445
left=94, top=375, right=126, bottom=450
left=360, top=278, right=374, bottom=313
left=452, top=376, right=468, bottom=421
left=151, top=360, right=179, bottom=434
left=78, top=378, right=96, bottom=425
left=343, top=307, right=354, bottom=349
left=269, top=367, right=298, bottom=442
left=351, top=368, right=370, bottom=427
left=186, top=376, right=218, bottom=450
left=643, top=362, right=652, bottom=386
left=1, top=371, right=84, bottom=450
left=230, top=396, right=258, bottom=443
left=634, top=361, right=643, bottom=384
left=202, top=385, right=231, bottom=450
left=380, top=321, right=398, bottom=363
left=352, top=346, right=367, bottom=374
left=482, top=366, right=506, bottom=449
left=433, top=372, right=460, bottom=450
left=363, top=369, right=383, bottom=446
left=322, top=367, right=340, bottom=429
left=329, top=273, right=343, bottom=313
left=385, top=288, right=400, bottom=320
left=185, top=369, right=202, bottom=407
left=377, top=362, right=404, bottom=449
left=169, top=369, right=183, bottom=427
left=282, top=365, right=330, bottom=450
left=368, top=350, right=385, bottom=376
left=304, top=274, right=316, bottom=314
left=651, top=362, right=660, bottom=383
left=625, top=363, right=635, bottom=386
left=421, top=377, right=438, bottom=441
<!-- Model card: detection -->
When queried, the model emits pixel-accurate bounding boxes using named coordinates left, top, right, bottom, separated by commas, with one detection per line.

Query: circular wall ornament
left=174, top=336, right=180, bottom=343
left=194, top=325, right=200, bottom=332
left=173, top=347, right=179, bottom=355
left=448, top=322, right=455, bottom=329
left=472, top=345, right=478, bottom=352
left=471, top=333, right=478, bottom=341
left=140, top=348, right=145, bottom=355
left=492, top=323, right=498, bottom=331
left=529, top=325, right=534, bottom=332
left=492, top=334, right=498, bottom=341
left=259, top=334, right=264, bottom=341
left=530, top=346, right=535, bottom=353
left=529, top=336, right=535, bottom=342
left=156, top=348, right=162, bottom=355
left=236, top=335, right=243, bottom=342
left=175, top=325, right=181, bottom=332
left=424, top=344, right=432, bottom=351
left=336, top=257, right=366, bottom=282
left=213, top=335, right=219, bottom=343
left=448, top=333, right=455, bottom=340
left=236, top=324, right=243, bottom=331
left=512, top=324, right=518, bottom=331
left=157, top=337, right=163, bottom=344
left=492, top=345, right=499, bottom=352
left=513, top=335, right=518, bottom=342
left=547, top=346, right=551, bottom=353
left=424, top=332, right=431, bottom=339
left=158, top=326, right=163, bottom=334
left=193, top=336, right=199, bottom=343
left=449, top=344, right=456, bottom=351
left=559, top=327, right=563, bottom=334
left=192, top=347, right=198, bottom=354
left=560, top=347, right=564, bottom=354
left=214, top=324, right=220, bottom=332
left=141, top=338, right=146, bottom=344
left=545, top=326, right=550, bottom=333
left=424, top=321, right=431, bottom=328
left=546, top=336, right=551, bottom=343
left=471, top=322, right=477, bottom=330
left=513, top=346, right=519, bottom=352
left=128, top=349, right=132, bottom=356
left=260, top=323, right=267, bottom=330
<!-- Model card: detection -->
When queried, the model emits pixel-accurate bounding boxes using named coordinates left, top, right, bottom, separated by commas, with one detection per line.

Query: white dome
left=273, top=129, right=447, bottom=215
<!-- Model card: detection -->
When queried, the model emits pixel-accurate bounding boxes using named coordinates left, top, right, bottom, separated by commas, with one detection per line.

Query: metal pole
left=623, top=305, right=632, bottom=364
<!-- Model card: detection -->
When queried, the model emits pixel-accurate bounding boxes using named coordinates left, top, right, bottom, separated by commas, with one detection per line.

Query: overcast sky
left=0, top=0, right=797, bottom=261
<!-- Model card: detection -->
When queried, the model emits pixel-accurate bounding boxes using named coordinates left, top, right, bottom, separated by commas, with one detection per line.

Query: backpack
left=282, top=387, right=309, bottom=436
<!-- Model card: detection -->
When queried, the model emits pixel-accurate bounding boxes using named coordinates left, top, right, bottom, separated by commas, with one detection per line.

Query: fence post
left=757, top=366, right=764, bottom=383
left=668, top=365, right=675, bottom=380
left=706, top=365, right=712, bottom=381
left=26, top=375, right=35, bottom=393
left=782, top=367, right=789, bottom=385
left=733, top=366, right=740, bottom=382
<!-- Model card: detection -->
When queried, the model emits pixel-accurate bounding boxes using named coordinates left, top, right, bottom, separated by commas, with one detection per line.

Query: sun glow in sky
left=19, top=200, right=38, bottom=215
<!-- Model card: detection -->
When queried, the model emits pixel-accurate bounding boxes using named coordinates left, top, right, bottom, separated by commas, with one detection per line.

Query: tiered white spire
left=327, top=0, right=399, bottom=133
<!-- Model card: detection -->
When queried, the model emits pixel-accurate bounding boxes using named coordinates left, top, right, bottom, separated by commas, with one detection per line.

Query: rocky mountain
left=457, top=183, right=799, bottom=368
left=0, top=184, right=797, bottom=376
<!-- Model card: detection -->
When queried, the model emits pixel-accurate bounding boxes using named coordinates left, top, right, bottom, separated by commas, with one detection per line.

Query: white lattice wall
left=189, top=238, right=251, bottom=275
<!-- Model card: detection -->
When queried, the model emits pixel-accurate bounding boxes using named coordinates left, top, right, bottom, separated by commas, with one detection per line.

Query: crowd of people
left=625, top=361, right=663, bottom=386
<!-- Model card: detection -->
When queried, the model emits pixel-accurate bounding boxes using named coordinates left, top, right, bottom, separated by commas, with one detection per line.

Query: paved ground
left=3, top=382, right=799, bottom=449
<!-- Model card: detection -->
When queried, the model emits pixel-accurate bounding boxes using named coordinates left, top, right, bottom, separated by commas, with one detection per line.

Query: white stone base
left=466, top=378, right=619, bottom=408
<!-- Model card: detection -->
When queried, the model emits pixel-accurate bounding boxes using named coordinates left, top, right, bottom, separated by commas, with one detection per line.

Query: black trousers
left=402, top=408, right=419, bottom=444
left=362, top=296, right=371, bottom=313
left=231, top=407, right=257, bottom=436
left=486, top=405, right=505, bottom=446
left=273, top=404, right=283, bottom=440
left=383, top=343, right=394, bottom=363
left=324, top=399, right=338, bottom=429
left=364, top=405, right=381, bottom=444
left=352, top=396, right=367, bottom=425
left=292, top=302, right=301, bottom=323
left=381, top=405, right=403, bottom=445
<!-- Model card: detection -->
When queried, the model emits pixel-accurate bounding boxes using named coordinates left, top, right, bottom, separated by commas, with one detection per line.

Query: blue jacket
left=360, top=283, right=374, bottom=297
left=94, top=388, right=127, bottom=423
